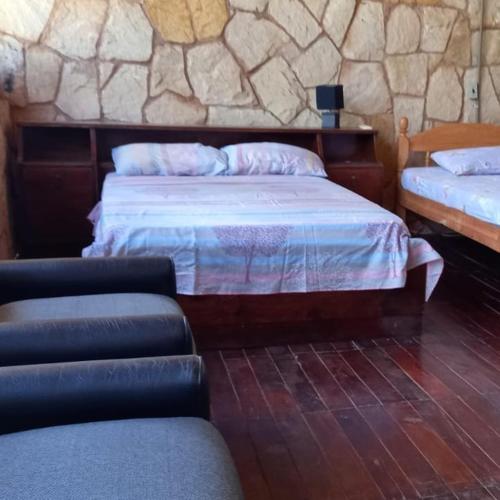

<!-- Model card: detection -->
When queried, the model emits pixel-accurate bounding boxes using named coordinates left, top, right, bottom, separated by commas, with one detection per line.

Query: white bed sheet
left=401, top=167, right=500, bottom=226
left=83, top=174, right=443, bottom=299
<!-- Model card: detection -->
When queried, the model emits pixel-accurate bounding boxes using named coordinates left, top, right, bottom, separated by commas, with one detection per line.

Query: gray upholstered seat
left=0, top=293, right=183, bottom=323
left=0, top=417, right=243, bottom=500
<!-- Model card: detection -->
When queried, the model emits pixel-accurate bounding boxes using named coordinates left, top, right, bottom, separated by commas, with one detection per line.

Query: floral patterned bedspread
left=83, top=174, right=443, bottom=299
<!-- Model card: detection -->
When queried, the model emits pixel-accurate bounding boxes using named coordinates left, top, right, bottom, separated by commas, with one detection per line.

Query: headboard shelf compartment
left=14, top=122, right=381, bottom=257
left=19, top=125, right=92, bottom=163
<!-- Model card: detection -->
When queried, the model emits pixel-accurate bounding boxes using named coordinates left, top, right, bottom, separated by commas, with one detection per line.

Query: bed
left=397, top=117, right=500, bottom=252
left=84, top=169, right=442, bottom=347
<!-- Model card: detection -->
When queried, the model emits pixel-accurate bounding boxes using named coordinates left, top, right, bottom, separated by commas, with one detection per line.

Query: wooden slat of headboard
left=409, top=122, right=500, bottom=153
left=398, top=117, right=500, bottom=172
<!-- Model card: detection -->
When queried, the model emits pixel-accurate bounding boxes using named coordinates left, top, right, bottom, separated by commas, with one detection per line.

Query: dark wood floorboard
left=203, top=236, right=500, bottom=499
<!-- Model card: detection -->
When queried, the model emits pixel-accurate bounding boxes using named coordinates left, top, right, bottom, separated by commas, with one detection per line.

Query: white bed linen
left=401, top=167, right=500, bottom=226
left=83, top=174, right=443, bottom=299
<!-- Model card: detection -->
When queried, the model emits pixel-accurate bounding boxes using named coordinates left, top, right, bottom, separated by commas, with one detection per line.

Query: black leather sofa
left=0, top=355, right=243, bottom=499
left=0, top=257, right=195, bottom=364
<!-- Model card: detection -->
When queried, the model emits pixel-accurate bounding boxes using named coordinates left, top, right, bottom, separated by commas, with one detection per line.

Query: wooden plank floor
left=203, top=236, right=500, bottom=499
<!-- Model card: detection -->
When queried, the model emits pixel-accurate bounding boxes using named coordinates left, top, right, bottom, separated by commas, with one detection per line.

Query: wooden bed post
left=396, top=117, right=410, bottom=220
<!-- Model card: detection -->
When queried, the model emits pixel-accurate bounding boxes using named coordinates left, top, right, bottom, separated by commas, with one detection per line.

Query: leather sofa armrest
left=0, top=315, right=195, bottom=367
left=0, top=355, right=209, bottom=435
left=0, top=257, right=177, bottom=305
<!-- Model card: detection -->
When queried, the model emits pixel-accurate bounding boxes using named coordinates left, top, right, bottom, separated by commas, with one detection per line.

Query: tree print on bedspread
left=214, top=225, right=289, bottom=283
left=365, top=222, right=406, bottom=254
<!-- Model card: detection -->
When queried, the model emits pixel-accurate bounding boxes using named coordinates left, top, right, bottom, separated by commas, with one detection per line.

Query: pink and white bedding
left=221, top=142, right=327, bottom=177
left=112, top=143, right=228, bottom=176
left=83, top=174, right=443, bottom=299
left=431, top=146, right=500, bottom=175
left=401, top=167, right=500, bottom=226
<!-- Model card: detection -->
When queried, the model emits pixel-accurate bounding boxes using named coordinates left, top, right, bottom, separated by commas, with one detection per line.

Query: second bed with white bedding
left=83, top=174, right=442, bottom=298
left=401, top=167, right=500, bottom=226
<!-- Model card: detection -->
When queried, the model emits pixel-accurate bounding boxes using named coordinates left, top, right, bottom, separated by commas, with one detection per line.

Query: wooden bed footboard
left=400, top=189, right=500, bottom=252
left=397, top=117, right=500, bottom=252
left=178, top=265, right=426, bottom=349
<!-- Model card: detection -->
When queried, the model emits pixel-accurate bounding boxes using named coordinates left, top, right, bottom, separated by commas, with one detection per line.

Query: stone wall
left=0, top=0, right=499, bottom=204
left=0, top=99, right=12, bottom=259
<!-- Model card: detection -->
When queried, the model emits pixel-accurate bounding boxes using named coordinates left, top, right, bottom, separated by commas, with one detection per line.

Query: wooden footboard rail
left=178, top=265, right=426, bottom=350
left=400, top=190, right=500, bottom=252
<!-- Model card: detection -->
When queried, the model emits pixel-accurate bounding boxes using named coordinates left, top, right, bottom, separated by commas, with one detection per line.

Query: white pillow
left=221, top=142, right=327, bottom=177
left=112, top=143, right=228, bottom=176
left=431, top=146, right=500, bottom=175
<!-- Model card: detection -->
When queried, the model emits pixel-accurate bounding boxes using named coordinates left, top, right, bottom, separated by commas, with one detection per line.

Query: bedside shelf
left=20, top=125, right=93, bottom=163
left=325, top=162, right=384, bottom=204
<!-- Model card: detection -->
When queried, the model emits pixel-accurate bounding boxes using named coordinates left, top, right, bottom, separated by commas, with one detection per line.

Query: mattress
left=83, top=174, right=442, bottom=299
left=401, top=167, right=500, bottom=226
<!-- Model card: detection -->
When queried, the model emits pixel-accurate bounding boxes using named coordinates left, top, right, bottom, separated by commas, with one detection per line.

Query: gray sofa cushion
left=0, top=417, right=243, bottom=500
left=0, top=293, right=183, bottom=323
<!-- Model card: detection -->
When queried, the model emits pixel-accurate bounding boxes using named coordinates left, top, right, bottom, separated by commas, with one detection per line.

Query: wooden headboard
left=398, top=116, right=500, bottom=172
left=16, top=121, right=379, bottom=187
left=14, top=122, right=380, bottom=257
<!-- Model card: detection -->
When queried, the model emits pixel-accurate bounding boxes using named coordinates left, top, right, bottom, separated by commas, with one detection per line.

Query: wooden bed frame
left=397, top=117, right=500, bottom=253
left=180, top=265, right=426, bottom=349
left=14, top=122, right=428, bottom=348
